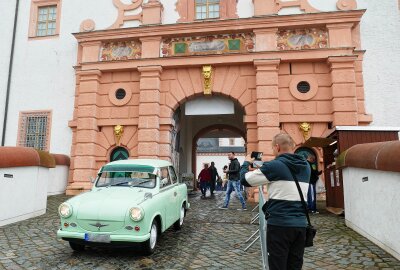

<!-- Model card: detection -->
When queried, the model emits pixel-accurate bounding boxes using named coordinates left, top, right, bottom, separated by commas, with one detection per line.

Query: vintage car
left=56, top=159, right=189, bottom=254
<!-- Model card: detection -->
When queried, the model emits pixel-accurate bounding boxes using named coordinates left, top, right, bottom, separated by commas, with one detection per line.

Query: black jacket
left=308, top=161, right=322, bottom=185
left=227, top=158, right=240, bottom=180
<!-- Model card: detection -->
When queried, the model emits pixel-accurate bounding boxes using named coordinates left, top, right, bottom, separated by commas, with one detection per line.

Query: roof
left=100, top=159, right=172, bottom=173
left=0, top=147, right=56, bottom=168
left=324, top=126, right=400, bottom=137
left=337, top=141, right=400, bottom=173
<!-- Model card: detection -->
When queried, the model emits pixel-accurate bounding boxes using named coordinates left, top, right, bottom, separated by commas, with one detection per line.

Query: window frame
left=17, top=110, right=52, bottom=152
left=29, top=0, right=62, bottom=39
left=195, top=0, right=220, bottom=20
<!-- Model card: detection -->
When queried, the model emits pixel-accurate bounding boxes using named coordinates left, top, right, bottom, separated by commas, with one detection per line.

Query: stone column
left=137, top=66, right=163, bottom=158
left=254, top=59, right=281, bottom=160
left=328, top=56, right=358, bottom=126
left=67, top=70, right=101, bottom=195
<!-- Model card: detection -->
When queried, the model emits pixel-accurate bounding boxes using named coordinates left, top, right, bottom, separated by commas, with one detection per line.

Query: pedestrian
left=208, top=161, right=219, bottom=196
left=240, top=133, right=311, bottom=270
left=221, top=165, right=228, bottom=191
left=220, top=152, right=247, bottom=210
left=307, top=154, right=322, bottom=214
left=198, top=163, right=211, bottom=198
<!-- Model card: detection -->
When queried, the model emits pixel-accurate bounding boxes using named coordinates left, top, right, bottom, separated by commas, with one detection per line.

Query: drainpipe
left=1, top=0, right=20, bottom=146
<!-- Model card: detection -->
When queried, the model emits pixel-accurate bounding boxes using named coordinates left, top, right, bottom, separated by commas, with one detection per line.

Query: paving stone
left=0, top=193, right=400, bottom=269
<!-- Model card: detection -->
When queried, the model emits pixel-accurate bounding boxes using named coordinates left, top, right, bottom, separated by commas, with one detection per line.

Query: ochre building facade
left=66, top=2, right=372, bottom=196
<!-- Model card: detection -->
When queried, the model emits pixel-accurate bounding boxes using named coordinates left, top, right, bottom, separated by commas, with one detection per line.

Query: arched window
left=195, top=0, right=220, bottom=20
left=110, top=147, right=129, bottom=162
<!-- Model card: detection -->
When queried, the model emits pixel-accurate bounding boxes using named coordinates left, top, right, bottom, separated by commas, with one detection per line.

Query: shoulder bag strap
left=282, top=162, right=312, bottom=226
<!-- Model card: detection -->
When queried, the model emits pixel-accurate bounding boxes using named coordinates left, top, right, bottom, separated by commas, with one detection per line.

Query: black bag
left=284, top=163, right=317, bottom=248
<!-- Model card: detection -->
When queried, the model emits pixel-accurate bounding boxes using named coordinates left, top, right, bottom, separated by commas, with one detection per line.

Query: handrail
left=258, top=185, right=269, bottom=270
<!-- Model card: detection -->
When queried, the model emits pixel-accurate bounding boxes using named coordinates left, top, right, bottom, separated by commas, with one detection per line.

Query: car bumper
left=57, top=230, right=150, bottom=243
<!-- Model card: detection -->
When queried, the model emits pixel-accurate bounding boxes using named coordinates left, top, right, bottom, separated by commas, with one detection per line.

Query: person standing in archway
left=198, top=163, right=211, bottom=198
left=208, top=161, right=219, bottom=196
left=307, top=154, right=322, bottom=214
left=220, top=152, right=247, bottom=210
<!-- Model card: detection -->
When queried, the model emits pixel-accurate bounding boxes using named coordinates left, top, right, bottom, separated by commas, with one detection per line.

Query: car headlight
left=129, top=207, right=144, bottom=221
left=58, top=203, right=73, bottom=218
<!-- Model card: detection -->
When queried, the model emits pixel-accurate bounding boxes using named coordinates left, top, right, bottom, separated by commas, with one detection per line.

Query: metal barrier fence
left=244, top=186, right=269, bottom=270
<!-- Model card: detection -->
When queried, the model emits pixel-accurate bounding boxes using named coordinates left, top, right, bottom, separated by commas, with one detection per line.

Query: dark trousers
left=307, top=183, right=317, bottom=212
left=200, top=182, right=209, bottom=196
left=210, top=179, right=216, bottom=194
left=267, top=225, right=306, bottom=270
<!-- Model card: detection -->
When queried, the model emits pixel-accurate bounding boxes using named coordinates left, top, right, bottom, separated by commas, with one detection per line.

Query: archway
left=110, top=147, right=129, bottom=161
left=171, top=95, right=247, bottom=184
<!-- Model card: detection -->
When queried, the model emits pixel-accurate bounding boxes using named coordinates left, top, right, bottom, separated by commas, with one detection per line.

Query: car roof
left=99, top=159, right=173, bottom=173
left=108, top=159, right=172, bottom=167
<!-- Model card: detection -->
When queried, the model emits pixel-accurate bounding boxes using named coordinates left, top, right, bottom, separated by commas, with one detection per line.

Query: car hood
left=70, top=188, right=154, bottom=221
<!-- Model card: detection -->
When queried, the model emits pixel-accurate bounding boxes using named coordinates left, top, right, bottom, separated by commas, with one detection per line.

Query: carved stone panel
left=100, top=41, right=142, bottom=61
left=161, top=33, right=255, bottom=57
left=277, top=28, right=328, bottom=50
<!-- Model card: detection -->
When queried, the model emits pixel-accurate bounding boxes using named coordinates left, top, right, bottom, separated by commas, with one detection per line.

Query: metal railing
left=244, top=186, right=268, bottom=270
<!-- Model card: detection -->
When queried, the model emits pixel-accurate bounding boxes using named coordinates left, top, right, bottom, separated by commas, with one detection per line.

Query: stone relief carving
left=277, top=28, right=328, bottom=50
left=161, top=33, right=255, bottom=57
left=100, top=40, right=142, bottom=61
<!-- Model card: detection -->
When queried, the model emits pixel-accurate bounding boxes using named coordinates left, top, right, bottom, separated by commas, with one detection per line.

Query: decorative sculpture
left=202, top=65, right=213, bottom=95
left=299, top=122, right=312, bottom=141
left=114, top=125, right=124, bottom=146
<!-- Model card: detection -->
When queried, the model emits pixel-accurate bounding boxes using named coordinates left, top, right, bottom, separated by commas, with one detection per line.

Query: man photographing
left=240, top=133, right=311, bottom=270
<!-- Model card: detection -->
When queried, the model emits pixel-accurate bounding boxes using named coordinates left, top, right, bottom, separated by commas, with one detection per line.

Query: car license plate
left=84, top=233, right=111, bottom=243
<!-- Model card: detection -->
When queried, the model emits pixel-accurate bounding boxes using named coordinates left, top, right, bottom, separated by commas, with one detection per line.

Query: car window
left=160, top=167, right=171, bottom=188
left=95, top=171, right=156, bottom=188
left=168, top=166, right=178, bottom=184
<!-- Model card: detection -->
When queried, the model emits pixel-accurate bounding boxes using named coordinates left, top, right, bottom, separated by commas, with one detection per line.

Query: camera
left=251, top=151, right=263, bottom=168
left=251, top=151, right=263, bottom=160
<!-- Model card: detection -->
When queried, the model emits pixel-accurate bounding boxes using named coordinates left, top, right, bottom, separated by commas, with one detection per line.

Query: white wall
left=196, top=154, right=245, bottom=179
left=0, top=0, right=17, bottom=141
left=343, top=167, right=400, bottom=260
left=0, top=166, right=49, bottom=226
left=357, top=0, right=400, bottom=129
left=48, top=165, right=69, bottom=195
left=3, top=0, right=117, bottom=154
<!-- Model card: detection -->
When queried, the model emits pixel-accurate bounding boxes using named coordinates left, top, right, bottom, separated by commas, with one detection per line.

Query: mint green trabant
left=56, top=159, right=190, bottom=254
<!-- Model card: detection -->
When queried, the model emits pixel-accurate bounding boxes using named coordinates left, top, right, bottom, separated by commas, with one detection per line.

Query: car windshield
left=96, top=171, right=157, bottom=188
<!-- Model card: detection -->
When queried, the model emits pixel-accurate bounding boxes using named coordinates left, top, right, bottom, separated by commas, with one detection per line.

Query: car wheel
left=142, top=220, right=158, bottom=255
left=69, top=241, right=85, bottom=252
left=174, top=204, right=185, bottom=230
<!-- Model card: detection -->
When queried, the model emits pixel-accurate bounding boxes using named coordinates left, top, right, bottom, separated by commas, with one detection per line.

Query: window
left=195, top=0, right=220, bottom=20
left=18, top=111, right=51, bottom=151
left=29, top=0, right=61, bottom=39
left=229, top=138, right=235, bottom=146
left=160, top=167, right=171, bottom=188
left=169, top=166, right=178, bottom=184
left=36, top=6, right=57, bottom=36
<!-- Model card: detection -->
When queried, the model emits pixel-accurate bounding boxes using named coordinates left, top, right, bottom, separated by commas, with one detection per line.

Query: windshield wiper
left=113, top=181, right=130, bottom=186
left=131, top=179, right=153, bottom=187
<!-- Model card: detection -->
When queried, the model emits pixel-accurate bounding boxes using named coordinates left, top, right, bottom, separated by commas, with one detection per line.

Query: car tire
left=173, top=204, right=185, bottom=231
left=69, top=241, right=85, bottom=252
left=142, top=220, right=158, bottom=255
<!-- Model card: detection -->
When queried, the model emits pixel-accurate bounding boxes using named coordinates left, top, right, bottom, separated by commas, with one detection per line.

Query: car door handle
left=174, top=192, right=177, bottom=197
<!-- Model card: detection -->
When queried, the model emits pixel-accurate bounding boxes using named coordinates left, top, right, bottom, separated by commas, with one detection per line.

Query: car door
left=168, top=166, right=180, bottom=222
left=159, top=167, right=177, bottom=228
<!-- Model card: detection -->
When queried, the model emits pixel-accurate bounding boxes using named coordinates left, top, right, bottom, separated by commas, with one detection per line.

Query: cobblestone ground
left=0, top=192, right=399, bottom=270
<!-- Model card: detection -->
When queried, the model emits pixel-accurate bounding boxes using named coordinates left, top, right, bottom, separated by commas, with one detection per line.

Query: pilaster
left=67, top=70, right=101, bottom=195
left=138, top=65, right=163, bottom=158
left=254, top=59, right=281, bottom=159
left=328, top=56, right=358, bottom=126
